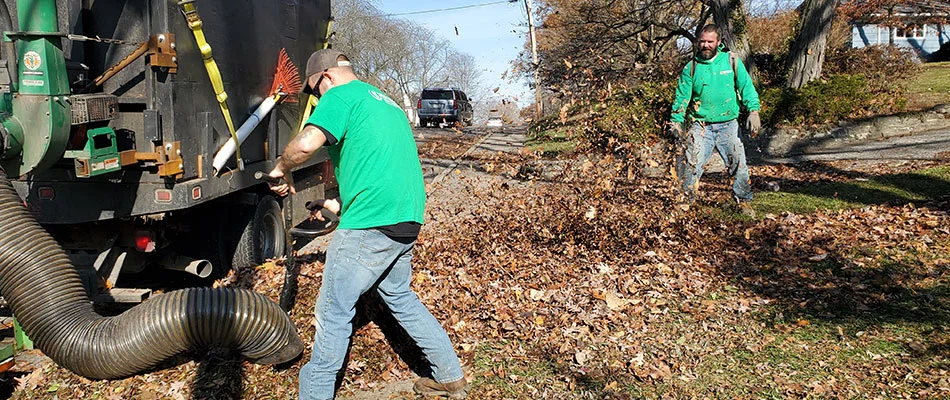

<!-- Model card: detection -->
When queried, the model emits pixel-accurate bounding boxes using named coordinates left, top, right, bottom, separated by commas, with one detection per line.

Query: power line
left=383, top=0, right=518, bottom=18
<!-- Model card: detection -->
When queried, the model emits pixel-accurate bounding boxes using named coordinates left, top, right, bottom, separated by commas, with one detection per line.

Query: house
left=850, top=2, right=950, bottom=60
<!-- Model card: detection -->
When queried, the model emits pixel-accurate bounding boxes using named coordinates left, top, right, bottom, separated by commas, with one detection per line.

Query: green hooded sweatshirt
left=670, top=46, right=760, bottom=124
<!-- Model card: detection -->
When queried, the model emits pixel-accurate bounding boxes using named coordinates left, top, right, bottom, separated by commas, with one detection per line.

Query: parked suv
left=417, top=88, right=473, bottom=127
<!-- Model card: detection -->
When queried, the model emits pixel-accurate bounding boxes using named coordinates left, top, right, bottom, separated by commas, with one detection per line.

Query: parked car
left=417, top=88, right=474, bottom=127
left=486, top=116, right=503, bottom=128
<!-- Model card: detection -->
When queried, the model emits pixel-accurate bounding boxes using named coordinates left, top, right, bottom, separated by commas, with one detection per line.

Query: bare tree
left=785, top=0, right=840, bottom=89
left=444, top=51, right=481, bottom=91
left=327, top=0, right=486, bottom=112
left=526, top=0, right=706, bottom=99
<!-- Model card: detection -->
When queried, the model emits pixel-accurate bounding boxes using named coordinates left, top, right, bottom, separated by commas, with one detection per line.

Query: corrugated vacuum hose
left=0, top=172, right=303, bottom=379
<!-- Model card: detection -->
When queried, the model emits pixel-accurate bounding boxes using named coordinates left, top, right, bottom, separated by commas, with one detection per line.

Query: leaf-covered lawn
left=6, top=143, right=949, bottom=399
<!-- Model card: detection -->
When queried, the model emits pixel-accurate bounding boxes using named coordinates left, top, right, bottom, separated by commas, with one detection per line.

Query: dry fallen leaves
left=8, top=137, right=949, bottom=399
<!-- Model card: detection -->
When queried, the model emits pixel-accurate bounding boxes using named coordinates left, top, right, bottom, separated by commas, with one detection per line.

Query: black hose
left=0, top=171, right=303, bottom=379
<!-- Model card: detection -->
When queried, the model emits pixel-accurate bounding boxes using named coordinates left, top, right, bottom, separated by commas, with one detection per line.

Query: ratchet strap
left=179, top=0, right=243, bottom=169
left=298, top=18, right=335, bottom=133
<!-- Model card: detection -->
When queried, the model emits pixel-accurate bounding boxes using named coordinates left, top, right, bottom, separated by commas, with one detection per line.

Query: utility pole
left=523, top=0, right=542, bottom=120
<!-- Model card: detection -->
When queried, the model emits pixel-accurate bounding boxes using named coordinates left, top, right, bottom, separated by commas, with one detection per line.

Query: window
left=896, top=23, right=926, bottom=38
left=421, top=90, right=454, bottom=100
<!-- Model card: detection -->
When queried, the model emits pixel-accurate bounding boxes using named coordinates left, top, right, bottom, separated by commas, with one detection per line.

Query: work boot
left=413, top=377, right=468, bottom=399
left=738, top=201, right=756, bottom=218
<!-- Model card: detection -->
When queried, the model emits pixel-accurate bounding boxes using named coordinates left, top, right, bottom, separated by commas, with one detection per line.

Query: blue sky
left=373, top=1, right=533, bottom=107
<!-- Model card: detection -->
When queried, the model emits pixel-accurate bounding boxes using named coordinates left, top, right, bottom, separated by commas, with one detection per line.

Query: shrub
left=578, top=82, right=675, bottom=155
left=825, top=45, right=920, bottom=114
left=757, top=46, right=919, bottom=127
left=761, top=74, right=871, bottom=126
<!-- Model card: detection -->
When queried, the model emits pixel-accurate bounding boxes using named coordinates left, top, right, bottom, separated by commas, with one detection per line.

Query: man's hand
left=311, top=198, right=341, bottom=222
left=267, top=125, right=328, bottom=196
left=667, top=121, right=684, bottom=137
left=267, top=167, right=296, bottom=196
left=745, top=111, right=761, bottom=136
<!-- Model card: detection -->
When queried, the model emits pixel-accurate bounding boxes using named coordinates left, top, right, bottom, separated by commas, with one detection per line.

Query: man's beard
left=698, top=48, right=716, bottom=60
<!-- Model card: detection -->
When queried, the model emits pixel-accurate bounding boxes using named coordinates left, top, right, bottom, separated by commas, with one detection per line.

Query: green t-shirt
left=305, top=80, right=425, bottom=230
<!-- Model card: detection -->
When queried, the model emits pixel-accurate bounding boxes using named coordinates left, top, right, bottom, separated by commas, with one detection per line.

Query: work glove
left=667, top=122, right=684, bottom=138
left=745, top=111, right=761, bottom=136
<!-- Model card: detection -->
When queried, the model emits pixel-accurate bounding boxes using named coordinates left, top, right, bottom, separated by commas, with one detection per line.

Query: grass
left=693, top=310, right=946, bottom=397
left=907, top=61, right=950, bottom=110
left=750, top=166, right=950, bottom=216
left=525, top=126, right=577, bottom=157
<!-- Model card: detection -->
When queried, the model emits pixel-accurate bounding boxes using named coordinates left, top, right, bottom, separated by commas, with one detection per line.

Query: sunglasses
left=313, top=72, right=327, bottom=98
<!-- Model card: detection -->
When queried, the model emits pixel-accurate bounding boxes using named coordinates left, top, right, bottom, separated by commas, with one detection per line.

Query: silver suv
left=417, top=88, right=473, bottom=127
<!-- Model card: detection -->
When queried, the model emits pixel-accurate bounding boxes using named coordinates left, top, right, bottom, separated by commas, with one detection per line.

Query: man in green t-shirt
left=267, top=49, right=467, bottom=400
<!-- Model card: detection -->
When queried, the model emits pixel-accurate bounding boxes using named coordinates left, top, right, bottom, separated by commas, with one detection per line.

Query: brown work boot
left=738, top=201, right=756, bottom=218
left=413, top=377, right=468, bottom=398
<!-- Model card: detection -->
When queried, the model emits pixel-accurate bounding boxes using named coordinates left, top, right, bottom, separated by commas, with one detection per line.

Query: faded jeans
left=678, top=119, right=753, bottom=202
left=299, top=229, right=464, bottom=400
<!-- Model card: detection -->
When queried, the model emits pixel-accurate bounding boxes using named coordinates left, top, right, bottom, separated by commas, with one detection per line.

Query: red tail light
left=417, top=99, right=421, bottom=109
left=451, top=100, right=457, bottom=109
left=135, top=231, right=156, bottom=253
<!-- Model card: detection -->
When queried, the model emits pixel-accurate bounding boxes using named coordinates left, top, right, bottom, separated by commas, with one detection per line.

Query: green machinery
left=0, top=0, right=72, bottom=176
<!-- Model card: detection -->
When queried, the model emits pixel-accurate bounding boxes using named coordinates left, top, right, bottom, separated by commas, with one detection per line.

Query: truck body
left=1, top=0, right=336, bottom=300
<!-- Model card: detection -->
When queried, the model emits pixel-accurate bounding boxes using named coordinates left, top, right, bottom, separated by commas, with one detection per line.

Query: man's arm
left=735, top=57, right=760, bottom=112
left=670, top=63, right=693, bottom=124
left=267, top=124, right=328, bottom=195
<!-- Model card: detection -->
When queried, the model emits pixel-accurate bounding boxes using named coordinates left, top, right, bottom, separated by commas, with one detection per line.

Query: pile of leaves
left=6, top=138, right=949, bottom=399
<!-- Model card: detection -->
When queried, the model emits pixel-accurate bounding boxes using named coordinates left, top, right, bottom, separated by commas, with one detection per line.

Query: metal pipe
left=16, top=0, right=58, bottom=32
left=159, top=255, right=214, bottom=279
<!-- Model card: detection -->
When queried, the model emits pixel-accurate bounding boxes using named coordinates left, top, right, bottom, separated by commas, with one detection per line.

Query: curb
left=754, top=104, right=950, bottom=157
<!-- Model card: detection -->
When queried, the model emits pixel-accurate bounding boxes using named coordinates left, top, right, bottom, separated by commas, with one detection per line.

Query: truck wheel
left=232, top=195, right=285, bottom=270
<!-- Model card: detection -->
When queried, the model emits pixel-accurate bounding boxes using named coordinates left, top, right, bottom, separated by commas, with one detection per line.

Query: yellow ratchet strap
left=179, top=0, right=243, bottom=169
left=298, top=18, right=335, bottom=133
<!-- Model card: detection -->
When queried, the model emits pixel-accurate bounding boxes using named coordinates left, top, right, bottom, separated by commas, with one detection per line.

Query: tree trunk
left=785, top=0, right=839, bottom=89
left=708, top=0, right=755, bottom=78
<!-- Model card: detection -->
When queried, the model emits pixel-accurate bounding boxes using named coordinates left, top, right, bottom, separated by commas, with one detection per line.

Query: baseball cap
left=301, top=49, right=352, bottom=95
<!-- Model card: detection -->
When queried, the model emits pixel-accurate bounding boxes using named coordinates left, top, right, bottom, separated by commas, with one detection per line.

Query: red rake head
left=271, top=48, right=302, bottom=102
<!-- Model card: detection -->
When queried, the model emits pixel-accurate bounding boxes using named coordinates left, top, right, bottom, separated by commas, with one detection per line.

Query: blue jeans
left=679, top=119, right=753, bottom=201
left=299, top=229, right=464, bottom=400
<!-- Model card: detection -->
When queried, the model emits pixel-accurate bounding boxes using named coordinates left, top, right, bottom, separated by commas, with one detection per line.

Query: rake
left=270, top=48, right=302, bottom=102
left=213, top=49, right=304, bottom=174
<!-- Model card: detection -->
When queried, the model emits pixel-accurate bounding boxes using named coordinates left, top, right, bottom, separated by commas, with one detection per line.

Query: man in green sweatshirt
left=670, top=24, right=760, bottom=216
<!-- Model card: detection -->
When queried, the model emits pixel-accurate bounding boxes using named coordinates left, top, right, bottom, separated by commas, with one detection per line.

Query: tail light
left=417, top=99, right=421, bottom=109
left=134, top=231, right=156, bottom=253
left=451, top=100, right=457, bottom=109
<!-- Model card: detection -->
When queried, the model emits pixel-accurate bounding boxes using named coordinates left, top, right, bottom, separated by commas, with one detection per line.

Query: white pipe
left=212, top=96, right=279, bottom=175
left=160, top=255, right=213, bottom=278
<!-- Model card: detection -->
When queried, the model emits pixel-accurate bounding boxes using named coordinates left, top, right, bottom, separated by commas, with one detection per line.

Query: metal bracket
left=147, top=33, right=178, bottom=73
left=135, top=141, right=183, bottom=178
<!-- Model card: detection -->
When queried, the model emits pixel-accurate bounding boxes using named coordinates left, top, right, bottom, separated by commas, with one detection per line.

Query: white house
left=851, top=3, right=950, bottom=60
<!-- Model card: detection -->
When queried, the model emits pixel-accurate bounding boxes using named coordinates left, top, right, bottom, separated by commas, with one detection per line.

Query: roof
left=864, top=1, right=950, bottom=18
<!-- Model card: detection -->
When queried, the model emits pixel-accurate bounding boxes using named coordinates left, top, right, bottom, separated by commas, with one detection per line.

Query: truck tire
left=232, top=195, right=285, bottom=270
